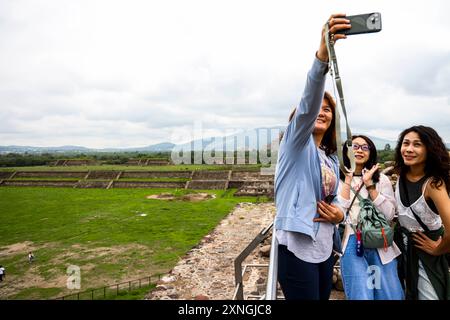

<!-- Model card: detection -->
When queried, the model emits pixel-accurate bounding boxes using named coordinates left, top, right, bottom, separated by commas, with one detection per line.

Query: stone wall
left=187, top=180, right=228, bottom=190
left=146, top=159, right=170, bottom=165
left=52, top=159, right=96, bottom=166
left=120, top=171, right=192, bottom=179
left=230, top=171, right=273, bottom=181
left=124, top=160, right=141, bottom=165
left=233, top=181, right=273, bottom=187
left=66, top=160, right=95, bottom=166
left=228, top=181, right=245, bottom=189
left=76, top=181, right=110, bottom=189
left=0, top=169, right=275, bottom=196
left=0, top=172, right=13, bottom=179
left=2, top=180, right=78, bottom=187
left=14, top=171, right=87, bottom=178
left=113, top=181, right=187, bottom=188
left=87, top=171, right=120, bottom=179
left=192, top=170, right=230, bottom=180
left=235, top=186, right=274, bottom=197
left=123, top=159, right=171, bottom=166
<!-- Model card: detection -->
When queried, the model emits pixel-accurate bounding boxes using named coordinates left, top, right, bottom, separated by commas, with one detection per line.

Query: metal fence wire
left=56, top=274, right=161, bottom=300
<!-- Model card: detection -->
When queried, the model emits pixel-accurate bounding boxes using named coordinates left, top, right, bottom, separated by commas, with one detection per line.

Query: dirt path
left=146, top=202, right=345, bottom=300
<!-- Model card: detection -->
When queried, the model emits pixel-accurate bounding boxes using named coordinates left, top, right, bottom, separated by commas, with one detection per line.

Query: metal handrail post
left=234, top=222, right=273, bottom=300
left=265, top=225, right=278, bottom=300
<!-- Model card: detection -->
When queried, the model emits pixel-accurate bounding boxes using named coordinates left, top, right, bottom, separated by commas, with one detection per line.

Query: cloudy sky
left=1, top=0, right=449, bottom=148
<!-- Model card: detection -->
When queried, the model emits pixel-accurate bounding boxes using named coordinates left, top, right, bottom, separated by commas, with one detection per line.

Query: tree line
left=0, top=152, right=171, bottom=167
left=0, top=149, right=398, bottom=168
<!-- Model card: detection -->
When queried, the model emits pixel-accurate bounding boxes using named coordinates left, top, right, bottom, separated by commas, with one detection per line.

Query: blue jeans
left=340, top=235, right=404, bottom=300
left=277, top=245, right=334, bottom=300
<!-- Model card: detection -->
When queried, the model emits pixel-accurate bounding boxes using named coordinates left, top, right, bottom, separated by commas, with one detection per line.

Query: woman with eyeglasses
left=394, top=126, right=450, bottom=300
left=337, top=135, right=404, bottom=300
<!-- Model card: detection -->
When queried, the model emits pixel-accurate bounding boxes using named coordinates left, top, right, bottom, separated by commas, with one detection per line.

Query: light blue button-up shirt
left=274, top=56, right=342, bottom=258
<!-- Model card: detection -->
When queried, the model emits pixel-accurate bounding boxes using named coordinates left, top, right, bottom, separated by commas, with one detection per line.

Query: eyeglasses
left=352, top=143, right=370, bottom=152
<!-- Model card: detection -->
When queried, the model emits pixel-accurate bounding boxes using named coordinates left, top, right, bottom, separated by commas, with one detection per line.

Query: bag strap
left=345, top=182, right=364, bottom=216
left=346, top=183, right=364, bottom=233
left=324, top=23, right=355, bottom=175
left=350, top=183, right=366, bottom=203
left=400, top=177, right=430, bottom=233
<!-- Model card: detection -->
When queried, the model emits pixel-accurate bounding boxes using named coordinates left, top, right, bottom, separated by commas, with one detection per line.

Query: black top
left=399, top=175, right=438, bottom=214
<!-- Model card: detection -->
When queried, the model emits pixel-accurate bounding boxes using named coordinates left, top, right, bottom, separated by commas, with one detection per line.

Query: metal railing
left=232, top=222, right=273, bottom=300
left=265, top=226, right=278, bottom=300
left=56, top=274, right=161, bottom=300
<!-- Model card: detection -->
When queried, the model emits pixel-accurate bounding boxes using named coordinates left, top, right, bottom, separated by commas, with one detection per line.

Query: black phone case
left=336, top=12, right=382, bottom=36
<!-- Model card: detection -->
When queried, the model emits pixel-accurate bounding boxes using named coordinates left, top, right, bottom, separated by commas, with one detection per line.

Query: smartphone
left=324, top=194, right=336, bottom=205
left=336, top=12, right=382, bottom=36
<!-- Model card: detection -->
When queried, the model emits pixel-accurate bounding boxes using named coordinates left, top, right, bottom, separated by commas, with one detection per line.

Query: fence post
left=54, top=274, right=160, bottom=300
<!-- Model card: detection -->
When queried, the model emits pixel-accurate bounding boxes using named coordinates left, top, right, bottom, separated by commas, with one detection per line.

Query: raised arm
left=370, top=173, right=397, bottom=221
left=283, top=14, right=350, bottom=149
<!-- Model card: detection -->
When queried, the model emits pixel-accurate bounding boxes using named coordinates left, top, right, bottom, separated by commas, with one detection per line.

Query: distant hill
left=98, top=142, right=176, bottom=153
left=1, top=129, right=446, bottom=154
left=0, top=145, right=91, bottom=153
left=0, top=143, right=175, bottom=154
left=347, top=134, right=396, bottom=151
left=134, top=142, right=176, bottom=152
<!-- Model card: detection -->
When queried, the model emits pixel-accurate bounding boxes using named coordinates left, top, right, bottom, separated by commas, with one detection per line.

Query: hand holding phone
left=324, top=194, right=336, bottom=205
left=336, top=12, right=382, bottom=36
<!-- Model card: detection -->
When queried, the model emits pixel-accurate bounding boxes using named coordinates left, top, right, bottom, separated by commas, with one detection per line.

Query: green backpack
left=349, top=186, right=394, bottom=250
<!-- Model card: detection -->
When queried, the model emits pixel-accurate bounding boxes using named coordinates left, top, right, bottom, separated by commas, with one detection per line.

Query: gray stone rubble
left=145, top=202, right=345, bottom=300
left=146, top=203, right=276, bottom=300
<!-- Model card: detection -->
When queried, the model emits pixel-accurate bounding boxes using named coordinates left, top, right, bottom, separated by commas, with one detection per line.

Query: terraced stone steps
left=0, top=169, right=275, bottom=196
left=113, top=181, right=187, bottom=188
left=2, top=180, right=79, bottom=187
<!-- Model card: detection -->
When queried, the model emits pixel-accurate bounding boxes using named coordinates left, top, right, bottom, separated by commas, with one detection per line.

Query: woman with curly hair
left=394, top=125, right=450, bottom=300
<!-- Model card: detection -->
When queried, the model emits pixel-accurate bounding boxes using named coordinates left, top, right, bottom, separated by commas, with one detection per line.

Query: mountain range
left=1, top=127, right=448, bottom=154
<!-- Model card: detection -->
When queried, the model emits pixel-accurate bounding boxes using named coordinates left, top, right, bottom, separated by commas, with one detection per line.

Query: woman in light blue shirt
left=274, top=13, right=350, bottom=300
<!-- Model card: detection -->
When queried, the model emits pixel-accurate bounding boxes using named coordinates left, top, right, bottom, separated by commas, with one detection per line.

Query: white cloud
left=0, top=0, right=449, bottom=148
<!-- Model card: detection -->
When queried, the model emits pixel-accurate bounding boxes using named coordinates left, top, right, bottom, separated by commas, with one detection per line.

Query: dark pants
left=277, top=244, right=334, bottom=300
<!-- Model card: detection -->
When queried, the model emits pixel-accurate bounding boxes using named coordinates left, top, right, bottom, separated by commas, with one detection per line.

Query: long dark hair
left=340, top=135, right=380, bottom=183
left=394, top=125, right=450, bottom=192
left=319, top=91, right=337, bottom=156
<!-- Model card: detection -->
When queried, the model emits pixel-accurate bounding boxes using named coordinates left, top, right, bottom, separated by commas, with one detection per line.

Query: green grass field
left=0, top=187, right=266, bottom=300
